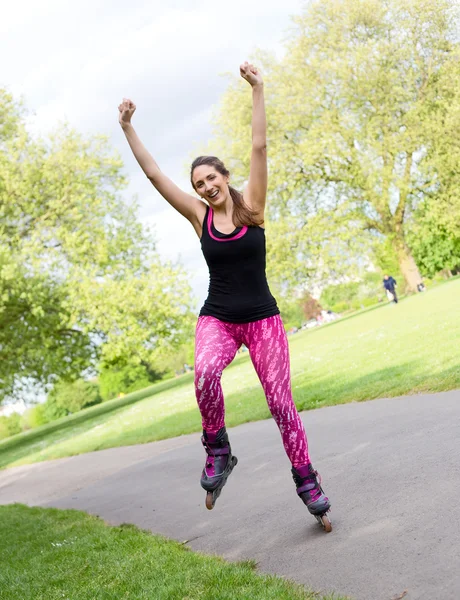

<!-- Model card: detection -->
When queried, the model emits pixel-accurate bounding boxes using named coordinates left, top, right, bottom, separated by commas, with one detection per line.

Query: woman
left=118, top=62, right=331, bottom=531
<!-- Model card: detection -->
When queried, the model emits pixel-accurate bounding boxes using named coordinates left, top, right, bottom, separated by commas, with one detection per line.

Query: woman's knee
left=194, top=362, right=222, bottom=391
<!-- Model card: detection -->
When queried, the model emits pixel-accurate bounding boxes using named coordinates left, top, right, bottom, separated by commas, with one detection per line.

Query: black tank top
left=199, top=206, right=279, bottom=323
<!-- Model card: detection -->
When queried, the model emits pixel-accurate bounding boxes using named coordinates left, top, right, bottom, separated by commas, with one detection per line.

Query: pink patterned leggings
left=194, top=314, right=310, bottom=468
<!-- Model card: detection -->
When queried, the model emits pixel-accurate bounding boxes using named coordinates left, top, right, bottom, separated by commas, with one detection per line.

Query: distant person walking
left=383, top=275, right=398, bottom=303
left=118, top=62, right=331, bottom=531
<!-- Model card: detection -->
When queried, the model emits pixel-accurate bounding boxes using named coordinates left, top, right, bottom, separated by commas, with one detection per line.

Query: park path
left=1, top=390, right=460, bottom=600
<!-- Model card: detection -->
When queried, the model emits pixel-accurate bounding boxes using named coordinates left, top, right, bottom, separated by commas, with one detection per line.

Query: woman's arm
left=118, top=99, right=204, bottom=231
left=240, top=63, right=267, bottom=220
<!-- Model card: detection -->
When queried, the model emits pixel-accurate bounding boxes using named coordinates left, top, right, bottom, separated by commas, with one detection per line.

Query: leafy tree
left=407, top=198, right=460, bottom=278
left=264, top=210, right=368, bottom=292
left=0, top=89, right=194, bottom=401
left=301, top=292, right=323, bottom=321
left=0, top=89, right=22, bottom=140
left=210, top=0, right=460, bottom=292
left=372, top=237, right=403, bottom=284
left=408, top=42, right=460, bottom=276
left=0, top=250, right=94, bottom=400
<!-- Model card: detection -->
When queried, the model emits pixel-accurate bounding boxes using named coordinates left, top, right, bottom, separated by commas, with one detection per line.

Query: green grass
left=1, top=278, right=459, bottom=470
left=0, top=504, right=346, bottom=600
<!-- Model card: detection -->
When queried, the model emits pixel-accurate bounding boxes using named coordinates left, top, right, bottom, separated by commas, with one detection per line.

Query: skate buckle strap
left=201, top=438, right=230, bottom=456
left=296, top=471, right=321, bottom=496
left=296, top=482, right=316, bottom=496
left=207, top=446, right=229, bottom=456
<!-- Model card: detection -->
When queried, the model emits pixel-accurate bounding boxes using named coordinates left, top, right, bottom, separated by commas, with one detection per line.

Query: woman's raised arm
left=118, top=98, right=204, bottom=233
left=240, top=63, right=267, bottom=221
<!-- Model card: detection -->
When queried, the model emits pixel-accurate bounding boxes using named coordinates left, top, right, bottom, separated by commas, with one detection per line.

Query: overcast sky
left=2, top=0, right=305, bottom=307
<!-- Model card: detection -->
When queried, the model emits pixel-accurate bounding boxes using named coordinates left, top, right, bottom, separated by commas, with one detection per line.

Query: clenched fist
left=118, top=98, right=136, bottom=127
left=240, top=62, right=263, bottom=87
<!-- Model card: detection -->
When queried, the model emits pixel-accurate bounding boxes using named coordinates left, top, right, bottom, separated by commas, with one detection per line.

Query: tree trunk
left=392, top=238, right=422, bottom=292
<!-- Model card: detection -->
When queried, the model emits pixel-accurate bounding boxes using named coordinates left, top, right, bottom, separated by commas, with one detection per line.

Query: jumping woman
left=118, top=62, right=332, bottom=531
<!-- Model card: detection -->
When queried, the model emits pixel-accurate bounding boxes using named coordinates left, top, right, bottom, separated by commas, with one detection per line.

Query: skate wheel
left=319, top=514, right=332, bottom=533
left=205, top=491, right=214, bottom=510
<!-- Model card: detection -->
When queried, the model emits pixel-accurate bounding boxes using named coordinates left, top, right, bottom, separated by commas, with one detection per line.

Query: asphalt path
left=1, top=390, right=459, bottom=600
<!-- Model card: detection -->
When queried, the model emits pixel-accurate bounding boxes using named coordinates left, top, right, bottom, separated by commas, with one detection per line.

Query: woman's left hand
left=240, top=61, right=263, bottom=87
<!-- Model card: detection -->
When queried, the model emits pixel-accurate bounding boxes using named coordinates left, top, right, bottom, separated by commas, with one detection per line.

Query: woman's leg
left=194, top=316, right=241, bottom=508
left=244, top=314, right=310, bottom=468
left=194, top=316, right=240, bottom=434
left=245, top=315, right=331, bottom=523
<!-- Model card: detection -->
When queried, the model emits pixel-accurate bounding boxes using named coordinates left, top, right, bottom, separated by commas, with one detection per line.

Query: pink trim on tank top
left=207, top=207, right=248, bottom=242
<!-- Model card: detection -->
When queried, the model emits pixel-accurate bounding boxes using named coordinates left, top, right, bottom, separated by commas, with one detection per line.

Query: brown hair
left=190, top=156, right=262, bottom=227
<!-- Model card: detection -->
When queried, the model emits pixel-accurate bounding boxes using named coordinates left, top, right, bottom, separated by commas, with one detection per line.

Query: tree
left=406, top=53, right=460, bottom=276
left=210, top=0, right=460, bottom=291
left=407, top=199, right=460, bottom=277
left=205, top=67, right=370, bottom=294
left=0, top=226, right=94, bottom=399
left=301, top=292, right=323, bottom=321
left=372, top=237, right=402, bottom=282
left=0, top=89, right=194, bottom=401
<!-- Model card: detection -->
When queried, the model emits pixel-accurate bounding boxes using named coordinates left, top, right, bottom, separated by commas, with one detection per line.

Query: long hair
left=190, top=156, right=262, bottom=228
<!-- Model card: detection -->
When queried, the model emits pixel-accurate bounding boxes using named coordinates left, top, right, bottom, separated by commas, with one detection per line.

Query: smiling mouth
left=208, top=190, right=219, bottom=199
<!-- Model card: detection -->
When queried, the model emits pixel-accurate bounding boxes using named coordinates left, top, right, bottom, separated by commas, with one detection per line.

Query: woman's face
left=192, top=165, right=229, bottom=206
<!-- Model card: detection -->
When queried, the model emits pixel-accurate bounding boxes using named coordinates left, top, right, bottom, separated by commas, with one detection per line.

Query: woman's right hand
left=240, top=61, right=263, bottom=87
left=118, top=98, right=136, bottom=127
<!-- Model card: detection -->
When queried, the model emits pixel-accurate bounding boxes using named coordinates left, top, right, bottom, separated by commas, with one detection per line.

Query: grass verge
left=0, top=504, right=347, bottom=600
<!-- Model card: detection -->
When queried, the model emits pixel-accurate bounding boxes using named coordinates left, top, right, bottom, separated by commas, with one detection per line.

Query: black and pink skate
left=292, top=464, right=332, bottom=532
left=200, top=427, right=238, bottom=510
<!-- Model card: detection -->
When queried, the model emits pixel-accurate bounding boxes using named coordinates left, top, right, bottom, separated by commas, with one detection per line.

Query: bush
left=329, top=301, right=350, bottom=313
left=321, top=272, right=385, bottom=313
left=42, top=395, right=68, bottom=422
left=0, top=412, right=22, bottom=440
left=154, top=343, right=195, bottom=379
left=47, top=379, right=101, bottom=415
left=361, top=296, right=379, bottom=308
left=99, top=363, right=161, bottom=401
left=21, top=404, right=48, bottom=430
left=321, top=281, right=360, bottom=311
left=0, top=419, right=9, bottom=440
left=278, top=296, right=306, bottom=331
left=350, top=298, right=363, bottom=310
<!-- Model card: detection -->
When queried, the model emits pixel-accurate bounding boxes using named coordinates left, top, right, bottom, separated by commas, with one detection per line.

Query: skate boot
left=292, top=464, right=332, bottom=532
left=200, top=427, right=238, bottom=510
